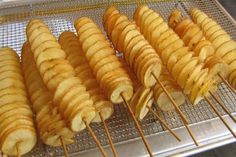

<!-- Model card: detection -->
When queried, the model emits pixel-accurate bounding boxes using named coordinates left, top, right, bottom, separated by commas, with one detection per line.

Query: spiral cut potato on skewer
left=168, top=9, right=214, bottom=62
left=103, top=6, right=162, bottom=88
left=22, top=42, right=74, bottom=146
left=26, top=19, right=96, bottom=132
left=104, top=6, right=185, bottom=112
left=168, top=9, right=229, bottom=83
left=59, top=31, right=114, bottom=122
left=0, top=48, right=37, bottom=156
left=74, top=17, right=133, bottom=104
left=190, top=8, right=236, bottom=88
left=134, top=5, right=217, bottom=105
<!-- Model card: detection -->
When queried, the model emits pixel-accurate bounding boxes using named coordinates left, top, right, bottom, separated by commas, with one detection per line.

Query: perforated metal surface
left=0, top=0, right=236, bottom=156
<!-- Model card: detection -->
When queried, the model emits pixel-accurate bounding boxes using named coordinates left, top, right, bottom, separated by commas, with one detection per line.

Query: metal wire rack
left=0, top=0, right=236, bottom=156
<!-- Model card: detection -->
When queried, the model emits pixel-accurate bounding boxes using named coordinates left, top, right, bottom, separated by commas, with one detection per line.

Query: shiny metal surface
left=0, top=0, right=236, bottom=157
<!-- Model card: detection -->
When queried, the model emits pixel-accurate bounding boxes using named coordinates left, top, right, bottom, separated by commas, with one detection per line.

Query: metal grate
left=0, top=0, right=236, bottom=156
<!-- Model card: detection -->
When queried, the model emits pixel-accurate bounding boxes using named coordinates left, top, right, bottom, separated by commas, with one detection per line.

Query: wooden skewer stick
left=59, top=136, right=69, bottom=157
left=210, top=92, right=236, bottom=123
left=175, top=93, right=199, bottom=146
left=204, top=96, right=236, bottom=138
left=147, top=106, right=181, bottom=141
left=152, top=73, right=189, bottom=124
left=121, top=93, right=153, bottom=157
left=182, top=94, right=201, bottom=146
left=84, top=120, right=108, bottom=157
left=218, top=74, right=236, bottom=95
left=184, top=123, right=198, bottom=146
left=152, top=73, right=198, bottom=145
left=16, top=142, right=20, bottom=157
left=99, top=112, right=118, bottom=157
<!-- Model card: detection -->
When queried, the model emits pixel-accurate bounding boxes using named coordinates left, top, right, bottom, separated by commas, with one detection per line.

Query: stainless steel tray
left=0, top=0, right=236, bottom=156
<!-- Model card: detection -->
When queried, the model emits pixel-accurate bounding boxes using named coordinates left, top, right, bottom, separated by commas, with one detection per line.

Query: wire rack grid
left=0, top=0, right=236, bottom=156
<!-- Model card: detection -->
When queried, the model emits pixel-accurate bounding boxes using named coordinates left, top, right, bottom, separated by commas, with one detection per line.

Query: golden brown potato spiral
left=26, top=19, right=95, bottom=132
left=22, top=42, right=74, bottom=147
left=0, top=47, right=37, bottom=156
left=59, top=31, right=114, bottom=123
left=74, top=17, right=133, bottom=104
left=134, top=5, right=217, bottom=105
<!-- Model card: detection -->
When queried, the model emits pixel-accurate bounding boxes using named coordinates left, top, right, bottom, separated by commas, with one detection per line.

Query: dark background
left=218, top=0, right=236, bottom=19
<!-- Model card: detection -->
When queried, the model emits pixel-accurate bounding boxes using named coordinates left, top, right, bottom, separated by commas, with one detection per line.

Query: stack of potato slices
left=26, top=19, right=96, bottom=132
left=130, top=85, right=153, bottom=120
left=59, top=31, right=114, bottom=122
left=104, top=6, right=155, bottom=119
left=190, top=8, right=236, bottom=88
left=134, top=5, right=217, bottom=105
left=103, top=6, right=162, bottom=88
left=74, top=17, right=133, bottom=104
left=168, top=10, right=214, bottom=62
left=168, top=9, right=229, bottom=83
left=104, top=6, right=185, bottom=113
left=22, top=42, right=74, bottom=146
left=0, top=48, right=37, bottom=156
left=203, top=56, right=228, bottom=83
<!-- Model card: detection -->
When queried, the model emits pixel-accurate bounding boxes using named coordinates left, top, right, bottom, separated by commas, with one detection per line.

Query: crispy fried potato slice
left=161, top=39, right=184, bottom=64
left=146, top=17, right=164, bottom=42
left=212, top=34, right=231, bottom=48
left=111, top=21, right=130, bottom=48
left=103, top=6, right=120, bottom=25
left=130, top=86, right=153, bottom=120
left=215, top=40, right=236, bottom=57
left=174, top=18, right=192, bottom=37
left=172, top=53, right=192, bottom=80
left=168, top=9, right=182, bottom=29
left=133, top=5, right=149, bottom=27
left=92, top=101, right=114, bottom=123
left=208, top=29, right=227, bottom=41
left=204, top=55, right=229, bottom=82
left=69, top=105, right=95, bottom=132
left=117, top=24, right=138, bottom=52
left=193, top=40, right=215, bottom=62
left=222, top=49, right=236, bottom=64
left=184, top=64, right=203, bottom=94
left=177, top=58, right=198, bottom=88
left=0, top=127, right=36, bottom=156
left=155, top=87, right=185, bottom=111
left=189, top=69, right=208, bottom=104
left=167, top=47, right=189, bottom=70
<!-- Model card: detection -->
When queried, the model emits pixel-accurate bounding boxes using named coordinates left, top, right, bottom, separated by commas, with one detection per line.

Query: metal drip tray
left=0, top=0, right=235, bottom=156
